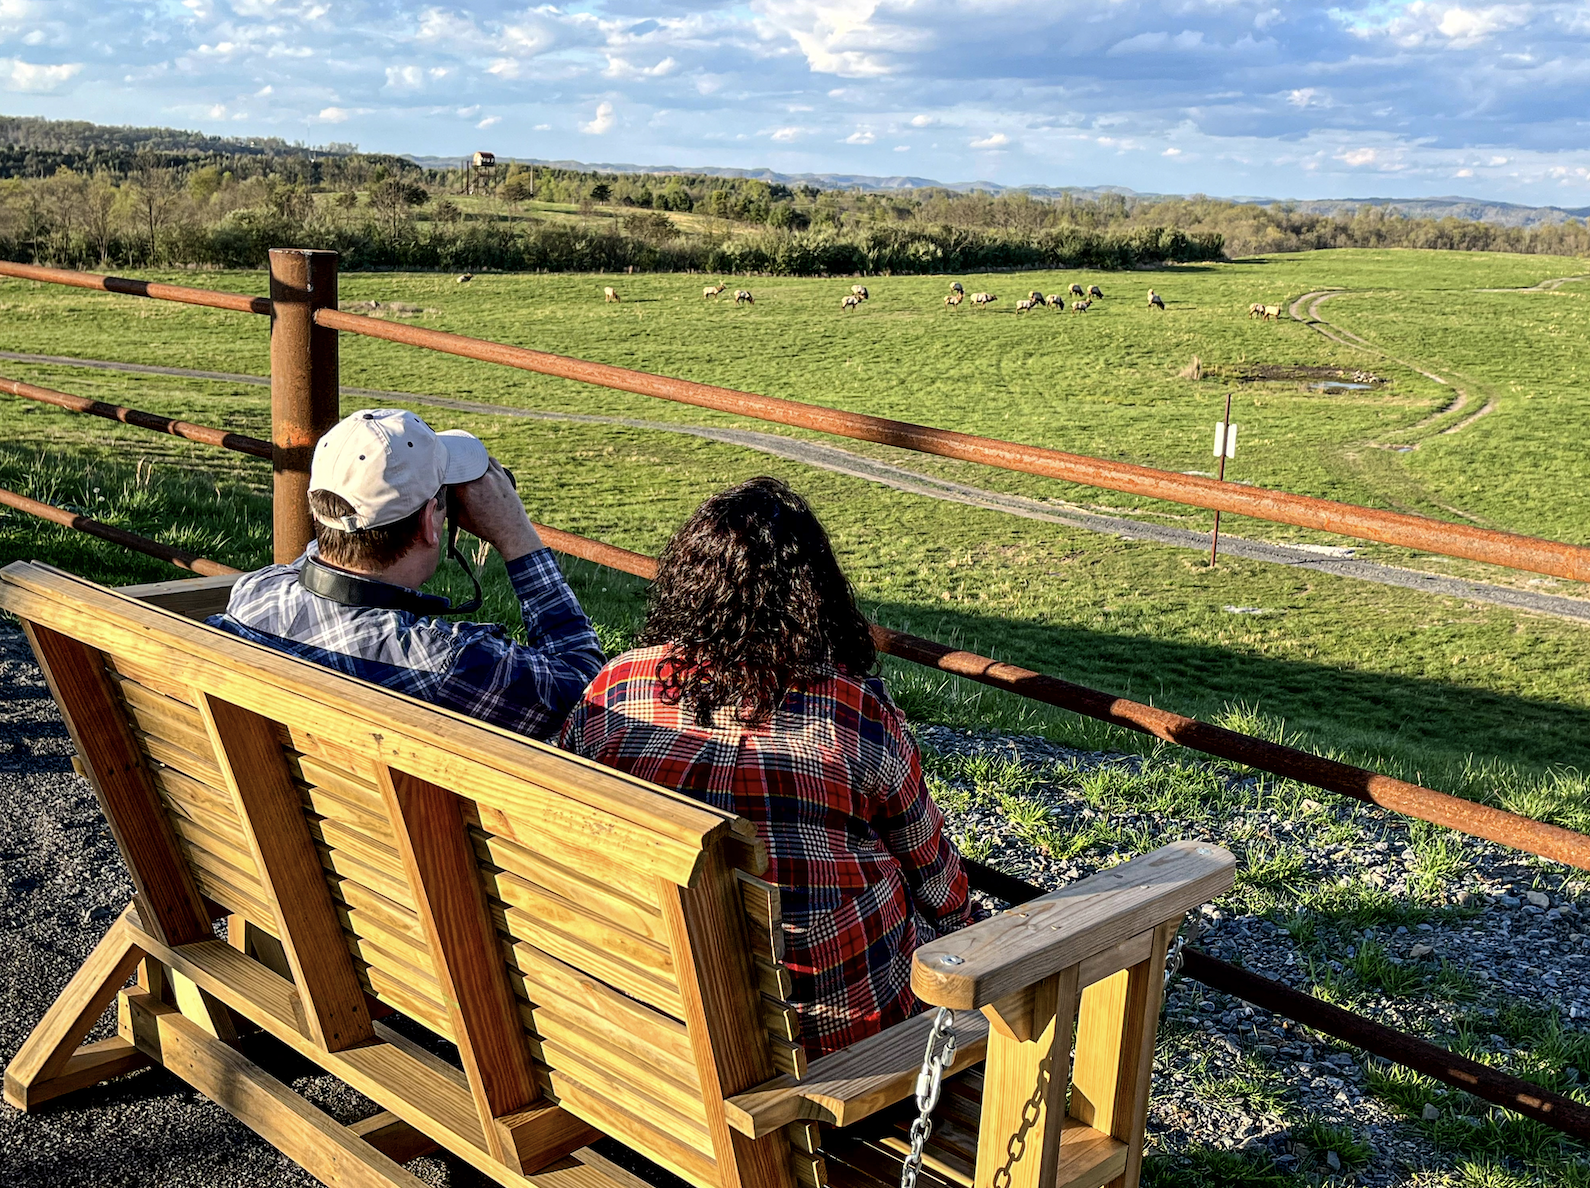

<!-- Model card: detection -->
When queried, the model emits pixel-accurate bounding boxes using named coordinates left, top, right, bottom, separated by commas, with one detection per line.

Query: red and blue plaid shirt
left=561, top=646, right=971, bottom=1058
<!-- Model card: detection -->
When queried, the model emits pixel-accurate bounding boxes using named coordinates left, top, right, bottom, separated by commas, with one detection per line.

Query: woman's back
left=563, top=644, right=970, bottom=1057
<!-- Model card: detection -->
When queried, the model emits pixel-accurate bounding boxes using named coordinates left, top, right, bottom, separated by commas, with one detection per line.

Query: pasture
left=1, top=248, right=1588, bottom=790
left=3, top=246, right=1590, bottom=1186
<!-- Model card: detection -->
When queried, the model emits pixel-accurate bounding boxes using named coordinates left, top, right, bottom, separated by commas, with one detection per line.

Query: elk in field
left=704, top=282, right=728, bottom=298
left=456, top=273, right=473, bottom=283
left=950, top=281, right=965, bottom=295
left=1248, top=303, right=1266, bottom=317
left=841, top=294, right=863, bottom=311
left=1148, top=289, right=1166, bottom=310
left=1016, top=298, right=1036, bottom=313
left=1263, top=304, right=1281, bottom=319
left=971, top=292, right=997, bottom=306
left=944, top=292, right=964, bottom=307
left=604, top=286, right=621, bottom=302
left=851, top=284, right=869, bottom=300
left=1072, top=299, right=1092, bottom=313
left=1069, top=283, right=1085, bottom=298
left=1088, top=284, right=1104, bottom=300
left=735, top=289, right=754, bottom=305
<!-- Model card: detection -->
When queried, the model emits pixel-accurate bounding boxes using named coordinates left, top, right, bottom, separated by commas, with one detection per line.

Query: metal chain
left=899, top=1007, right=957, bottom=1188
left=1164, top=912, right=1210, bottom=990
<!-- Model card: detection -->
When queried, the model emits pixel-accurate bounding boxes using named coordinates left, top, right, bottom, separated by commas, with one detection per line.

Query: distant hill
left=3, top=113, right=1583, bottom=228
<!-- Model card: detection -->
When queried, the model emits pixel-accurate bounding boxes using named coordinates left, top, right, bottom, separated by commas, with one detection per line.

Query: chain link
left=899, top=1007, right=957, bottom=1188
left=1164, top=912, right=1209, bottom=990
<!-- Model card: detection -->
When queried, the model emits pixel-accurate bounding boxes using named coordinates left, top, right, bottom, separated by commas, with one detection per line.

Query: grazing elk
left=841, top=294, right=863, bottom=311
left=1072, top=299, right=1092, bottom=313
left=604, top=286, right=621, bottom=303
left=944, top=292, right=964, bottom=307
left=704, top=282, right=728, bottom=298
left=1088, top=284, right=1104, bottom=299
left=851, top=284, right=869, bottom=300
left=950, top=281, right=965, bottom=295
left=735, top=289, right=754, bottom=305
left=1248, top=303, right=1266, bottom=318
left=971, top=292, right=997, bottom=306
left=1016, top=298, right=1036, bottom=313
left=456, top=273, right=473, bottom=283
left=1028, top=290, right=1045, bottom=304
left=1148, top=289, right=1166, bottom=310
left=1069, top=283, right=1085, bottom=298
left=1263, top=304, right=1282, bottom=320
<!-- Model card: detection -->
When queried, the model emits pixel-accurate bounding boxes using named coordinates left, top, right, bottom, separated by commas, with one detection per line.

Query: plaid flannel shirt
left=561, top=645, right=971, bottom=1057
left=209, top=545, right=603, bottom=741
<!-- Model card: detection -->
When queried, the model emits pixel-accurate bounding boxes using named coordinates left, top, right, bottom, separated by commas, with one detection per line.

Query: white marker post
left=1210, top=393, right=1236, bottom=566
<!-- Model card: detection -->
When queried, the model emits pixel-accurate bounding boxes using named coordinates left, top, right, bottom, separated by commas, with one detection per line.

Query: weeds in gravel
left=1350, top=939, right=1429, bottom=998
left=1295, top=1116, right=1373, bottom=1168
left=1142, top=1148, right=1301, bottom=1187
left=1408, top=820, right=1473, bottom=901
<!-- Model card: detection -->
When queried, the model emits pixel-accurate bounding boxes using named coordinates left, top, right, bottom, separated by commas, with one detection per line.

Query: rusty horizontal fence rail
left=319, top=306, right=1590, bottom=584
left=0, top=487, right=241, bottom=577
left=960, top=858, right=1590, bottom=1146
left=533, top=519, right=1590, bottom=872
left=0, top=376, right=274, bottom=459
left=0, top=260, right=271, bottom=316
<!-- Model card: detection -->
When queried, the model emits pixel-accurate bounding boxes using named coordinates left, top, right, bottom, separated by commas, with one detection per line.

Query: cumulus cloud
left=477, top=115, right=501, bottom=129
left=0, top=57, right=80, bottom=92
left=969, top=132, right=1009, bottom=149
left=769, top=126, right=803, bottom=141
left=580, top=101, right=616, bottom=134
left=317, top=106, right=354, bottom=123
left=844, top=128, right=875, bottom=144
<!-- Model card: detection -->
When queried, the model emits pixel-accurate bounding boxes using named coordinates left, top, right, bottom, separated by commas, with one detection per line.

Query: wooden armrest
left=724, top=1008, right=990, bottom=1139
left=117, top=573, right=241, bottom=620
left=913, top=840, right=1234, bottom=1011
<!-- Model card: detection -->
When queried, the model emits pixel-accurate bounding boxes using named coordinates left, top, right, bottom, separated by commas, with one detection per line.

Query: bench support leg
left=3, top=907, right=151, bottom=1110
left=975, top=965, right=1080, bottom=1188
left=120, top=989, right=428, bottom=1188
left=1069, top=920, right=1176, bottom=1188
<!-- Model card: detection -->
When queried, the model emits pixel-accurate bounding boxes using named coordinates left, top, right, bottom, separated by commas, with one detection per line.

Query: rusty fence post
left=268, top=249, right=340, bottom=563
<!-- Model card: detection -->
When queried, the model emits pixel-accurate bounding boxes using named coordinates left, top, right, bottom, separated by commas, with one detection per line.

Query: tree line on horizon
left=0, top=114, right=1585, bottom=273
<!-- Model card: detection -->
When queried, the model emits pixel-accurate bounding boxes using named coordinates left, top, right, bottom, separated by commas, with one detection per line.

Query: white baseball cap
left=309, top=409, right=490, bottom=531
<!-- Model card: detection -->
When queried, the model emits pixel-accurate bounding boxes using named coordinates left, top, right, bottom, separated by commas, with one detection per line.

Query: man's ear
left=418, top=497, right=443, bottom=549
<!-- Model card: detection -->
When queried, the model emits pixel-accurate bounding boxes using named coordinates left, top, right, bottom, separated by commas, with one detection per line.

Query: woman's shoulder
left=586, top=645, right=670, bottom=697
left=813, top=670, right=910, bottom=731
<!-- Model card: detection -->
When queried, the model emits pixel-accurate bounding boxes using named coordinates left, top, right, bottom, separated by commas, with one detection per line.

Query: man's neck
left=319, top=550, right=437, bottom=593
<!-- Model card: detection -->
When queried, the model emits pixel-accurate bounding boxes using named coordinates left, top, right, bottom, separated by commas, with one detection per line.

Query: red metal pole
left=268, top=249, right=340, bottom=564
left=0, top=487, right=241, bottom=577
left=1210, top=392, right=1232, bottom=567
left=316, top=307, right=1590, bottom=584
left=0, top=375, right=273, bottom=459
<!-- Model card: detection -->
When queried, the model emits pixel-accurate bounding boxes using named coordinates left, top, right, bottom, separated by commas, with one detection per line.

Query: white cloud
left=969, top=132, right=1009, bottom=149
left=909, top=114, right=937, bottom=127
left=604, top=55, right=678, bottom=79
left=477, top=115, right=500, bottom=129
left=208, top=103, right=227, bottom=118
left=1348, top=2, right=1532, bottom=47
left=317, top=106, right=353, bottom=123
left=1163, top=147, right=1182, bottom=156
left=770, top=126, right=803, bottom=141
left=893, top=143, right=909, bottom=151
left=844, top=128, right=875, bottom=144
left=534, top=123, right=551, bottom=131
left=580, top=101, right=615, bottom=135
left=0, top=57, right=80, bottom=92
left=385, top=65, right=448, bottom=91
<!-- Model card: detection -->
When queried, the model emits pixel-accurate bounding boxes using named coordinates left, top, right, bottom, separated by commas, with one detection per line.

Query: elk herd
left=597, top=279, right=1284, bottom=322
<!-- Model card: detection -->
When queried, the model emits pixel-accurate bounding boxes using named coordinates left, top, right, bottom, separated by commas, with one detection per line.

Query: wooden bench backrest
left=0, top=562, right=800, bottom=1188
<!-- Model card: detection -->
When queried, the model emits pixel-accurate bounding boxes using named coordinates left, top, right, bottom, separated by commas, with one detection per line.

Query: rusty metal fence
left=2, top=250, right=1588, bottom=1144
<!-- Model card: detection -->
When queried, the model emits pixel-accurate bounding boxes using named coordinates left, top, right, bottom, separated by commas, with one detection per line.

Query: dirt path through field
left=4, top=349, right=1588, bottom=623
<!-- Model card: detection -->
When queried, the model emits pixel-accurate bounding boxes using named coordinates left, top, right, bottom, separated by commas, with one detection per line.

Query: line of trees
left=0, top=114, right=1585, bottom=272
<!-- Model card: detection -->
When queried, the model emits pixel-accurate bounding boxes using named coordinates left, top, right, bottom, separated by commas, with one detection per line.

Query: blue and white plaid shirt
left=208, top=545, right=604, bottom=740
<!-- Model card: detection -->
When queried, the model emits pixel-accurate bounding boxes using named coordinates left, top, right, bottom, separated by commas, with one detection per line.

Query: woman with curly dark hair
left=562, top=476, right=970, bottom=1057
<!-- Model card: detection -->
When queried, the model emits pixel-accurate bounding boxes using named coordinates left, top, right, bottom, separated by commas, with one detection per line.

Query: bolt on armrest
left=912, top=840, right=1236, bottom=1012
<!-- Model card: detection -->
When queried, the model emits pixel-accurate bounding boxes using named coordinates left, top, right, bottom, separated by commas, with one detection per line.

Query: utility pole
left=1210, top=392, right=1236, bottom=567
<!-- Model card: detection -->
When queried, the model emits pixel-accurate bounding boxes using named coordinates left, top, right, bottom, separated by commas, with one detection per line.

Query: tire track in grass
left=4, top=349, right=1589, bottom=623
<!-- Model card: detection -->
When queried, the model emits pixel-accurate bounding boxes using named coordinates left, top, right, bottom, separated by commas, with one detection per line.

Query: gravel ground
left=918, top=724, right=1590, bottom=1186
left=5, top=623, right=1588, bottom=1186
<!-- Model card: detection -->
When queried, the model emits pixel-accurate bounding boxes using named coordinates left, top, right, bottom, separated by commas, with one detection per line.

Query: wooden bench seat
left=1, top=562, right=1234, bottom=1188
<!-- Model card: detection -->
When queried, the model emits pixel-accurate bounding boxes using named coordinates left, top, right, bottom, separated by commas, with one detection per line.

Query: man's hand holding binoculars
left=450, top=458, right=543, bottom=564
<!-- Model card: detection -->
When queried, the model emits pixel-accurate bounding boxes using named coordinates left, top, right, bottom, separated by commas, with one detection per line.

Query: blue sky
left=4, top=0, right=1590, bottom=204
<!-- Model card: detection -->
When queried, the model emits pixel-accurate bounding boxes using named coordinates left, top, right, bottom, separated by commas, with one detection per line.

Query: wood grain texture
left=1109, top=920, right=1175, bottom=1188
left=121, top=991, right=428, bottom=1188
left=21, top=622, right=211, bottom=945
left=0, top=563, right=735, bottom=887
left=3, top=910, right=146, bottom=1110
left=659, top=848, right=798, bottom=1188
left=912, top=842, right=1233, bottom=1011
left=378, top=766, right=571, bottom=1172
left=195, top=693, right=372, bottom=1056
left=348, top=1111, right=442, bottom=1163
left=973, top=967, right=1079, bottom=1188
left=724, top=1010, right=992, bottom=1138
left=121, top=573, right=240, bottom=620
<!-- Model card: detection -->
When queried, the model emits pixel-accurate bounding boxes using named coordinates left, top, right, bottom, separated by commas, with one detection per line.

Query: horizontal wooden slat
left=313, top=837, right=415, bottom=912
left=331, top=875, right=430, bottom=949
left=491, top=887, right=674, bottom=984
left=503, top=932, right=684, bottom=1023
left=534, top=1010, right=707, bottom=1128
left=149, top=763, right=242, bottom=831
left=106, top=656, right=195, bottom=706
left=136, top=728, right=225, bottom=788
left=122, top=693, right=216, bottom=768
left=756, top=953, right=793, bottom=1002
left=539, top=1035, right=714, bottom=1155
left=548, top=1070, right=719, bottom=1188
left=769, top=1036, right=807, bottom=1080
left=761, top=995, right=802, bottom=1043
left=792, top=1149, right=829, bottom=1188
left=297, top=778, right=394, bottom=843
left=166, top=809, right=262, bottom=886
left=504, top=941, right=697, bottom=1083
left=737, top=871, right=784, bottom=962
left=470, top=824, right=664, bottom=929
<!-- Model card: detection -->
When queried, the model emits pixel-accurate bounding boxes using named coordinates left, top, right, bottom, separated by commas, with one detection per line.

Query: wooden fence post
left=268, top=249, right=339, bottom=564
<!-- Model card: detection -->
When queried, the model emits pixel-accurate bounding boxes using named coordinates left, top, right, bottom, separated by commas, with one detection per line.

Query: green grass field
left=1, top=248, right=1588, bottom=802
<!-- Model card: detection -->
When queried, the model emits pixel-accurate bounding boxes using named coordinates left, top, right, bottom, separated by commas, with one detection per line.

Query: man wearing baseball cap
left=209, top=408, right=603, bottom=740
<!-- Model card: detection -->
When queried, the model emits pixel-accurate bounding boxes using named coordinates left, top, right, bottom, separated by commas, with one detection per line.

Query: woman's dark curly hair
left=640, top=476, right=877, bottom=726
